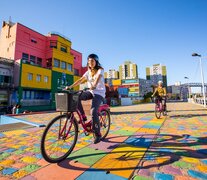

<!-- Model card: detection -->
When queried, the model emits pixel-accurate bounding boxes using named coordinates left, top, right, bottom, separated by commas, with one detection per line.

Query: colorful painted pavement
left=0, top=102, right=206, bottom=180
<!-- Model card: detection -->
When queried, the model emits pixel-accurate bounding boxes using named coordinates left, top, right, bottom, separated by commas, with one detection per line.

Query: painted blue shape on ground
left=35, top=154, right=42, bottom=159
left=0, top=133, right=5, bottom=138
left=2, top=168, right=18, bottom=175
left=145, top=154, right=155, bottom=160
left=188, top=170, right=207, bottom=179
left=0, top=115, right=43, bottom=127
left=143, top=125, right=160, bottom=129
left=154, top=172, right=174, bottom=180
left=125, top=137, right=152, bottom=148
left=202, top=159, right=207, bottom=165
left=19, top=146, right=28, bottom=150
left=157, top=148, right=174, bottom=153
left=140, top=117, right=152, bottom=120
left=197, top=149, right=207, bottom=155
left=77, top=168, right=127, bottom=180
left=4, top=148, right=16, bottom=153
left=34, top=144, right=40, bottom=147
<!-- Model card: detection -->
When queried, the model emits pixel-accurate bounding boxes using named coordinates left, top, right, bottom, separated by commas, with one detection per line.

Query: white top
left=83, top=69, right=106, bottom=98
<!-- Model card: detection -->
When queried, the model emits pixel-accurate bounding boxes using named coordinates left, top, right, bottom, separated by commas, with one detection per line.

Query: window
left=60, top=45, right=67, bottom=53
left=74, top=69, right=79, bottom=76
left=30, top=55, right=36, bottom=64
left=54, top=58, right=60, bottom=68
left=67, top=63, right=73, bottom=72
left=31, top=38, right=37, bottom=43
left=28, top=73, right=33, bottom=81
left=36, top=74, right=41, bottom=82
left=22, top=53, right=29, bottom=62
left=44, top=76, right=48, bottom=83
left=50, top=41, right=57, bottom=48
left=61, top=61, right=66, bottom=69
left=37, top=57, right=42, bottom=66
left=46, top=58, right=52, bottom=68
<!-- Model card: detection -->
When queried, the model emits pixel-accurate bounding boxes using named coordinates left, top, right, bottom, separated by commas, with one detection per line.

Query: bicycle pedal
left=84, top=131, right=90, bottom=136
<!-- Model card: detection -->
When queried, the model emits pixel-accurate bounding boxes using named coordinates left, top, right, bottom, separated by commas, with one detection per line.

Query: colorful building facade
left=0, top=58, right=14, bottom=114
left=0, top=21, right=82, bottom=112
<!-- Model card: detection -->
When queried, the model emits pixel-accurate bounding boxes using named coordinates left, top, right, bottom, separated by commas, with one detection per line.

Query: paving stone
left=2, top=168, right=18, bottom=175
left=154, top=172, right=174, bottom=180
left=188, top=170, right=207, bottom=179
left=162, top=165, right=183, bottom=175
left=133, top=176, right=153, bottom=180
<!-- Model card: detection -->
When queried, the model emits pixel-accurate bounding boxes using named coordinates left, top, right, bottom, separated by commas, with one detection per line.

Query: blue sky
left=0, top=0, right=207, bottom=86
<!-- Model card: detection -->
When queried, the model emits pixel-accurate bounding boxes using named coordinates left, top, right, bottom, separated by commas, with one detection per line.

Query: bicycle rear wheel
left=155, top=104, right=161, bottom=119
left=40, top=114, right=78, bottom=163
left=99, top=110, right=111, bottom=139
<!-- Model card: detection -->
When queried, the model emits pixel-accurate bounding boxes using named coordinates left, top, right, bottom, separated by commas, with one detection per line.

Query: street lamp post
left=192, top=53, right=206, bottom=107
left=184, top=76, right=190, bottom=99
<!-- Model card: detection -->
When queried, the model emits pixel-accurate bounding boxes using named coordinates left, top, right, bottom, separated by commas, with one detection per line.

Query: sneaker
left=82, top=114, right=87, bottom=121
left=94, top=135, right=102, bottom=144
left=78, top=114, right=87, bottom=124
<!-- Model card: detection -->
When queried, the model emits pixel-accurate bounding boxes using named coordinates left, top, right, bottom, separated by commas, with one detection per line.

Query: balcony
left=0, top=82, right=14, bottom=88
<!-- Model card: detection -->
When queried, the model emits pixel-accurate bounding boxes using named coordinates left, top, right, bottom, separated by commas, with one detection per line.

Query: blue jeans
left=78, top=91, right=104, bottom=135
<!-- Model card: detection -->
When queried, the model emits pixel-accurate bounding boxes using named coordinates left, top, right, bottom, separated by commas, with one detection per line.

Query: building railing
left=20, top=99, right=51, bottom=106
left=192, top=97, right=207, bottom=106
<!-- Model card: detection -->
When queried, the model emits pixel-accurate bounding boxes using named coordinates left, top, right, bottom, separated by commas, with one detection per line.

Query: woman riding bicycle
left=151, top=81, right=167, bottom=115
left=66, top=54, right=106, bottom=144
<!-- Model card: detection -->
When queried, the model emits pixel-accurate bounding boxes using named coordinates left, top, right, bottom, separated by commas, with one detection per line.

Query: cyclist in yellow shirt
left=152, top=81, right=167, bottom=115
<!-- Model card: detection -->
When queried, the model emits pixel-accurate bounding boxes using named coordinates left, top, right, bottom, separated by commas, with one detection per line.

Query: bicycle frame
left=59, top=103, right=110, bottom=134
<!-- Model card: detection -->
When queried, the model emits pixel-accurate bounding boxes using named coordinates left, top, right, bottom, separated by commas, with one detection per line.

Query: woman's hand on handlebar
left=64, top=86, right=72, bottom=90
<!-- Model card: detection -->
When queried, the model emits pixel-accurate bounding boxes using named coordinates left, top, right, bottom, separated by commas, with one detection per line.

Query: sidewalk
left=0, top=102, right=206, bottom=179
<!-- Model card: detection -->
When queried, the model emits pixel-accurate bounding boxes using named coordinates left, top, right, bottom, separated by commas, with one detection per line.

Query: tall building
left=0, top=20, right=82, bottom=111
left=146, top=64, right=167, bottom=87
left=104, top=69, right=119, bottom=79
left=119, top=61, right=138, bottom=79
left=0, top=58, right=14, bottom=114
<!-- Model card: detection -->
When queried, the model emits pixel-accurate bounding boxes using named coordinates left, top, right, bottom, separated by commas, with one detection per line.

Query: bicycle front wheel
left=155, top=104, right=161, bottom=119
left=99, top=110, right=111, bottom=139
left=40, top=114, right=78, bottom=163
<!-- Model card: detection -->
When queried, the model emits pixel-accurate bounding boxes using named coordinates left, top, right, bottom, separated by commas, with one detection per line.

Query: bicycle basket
left=55, top=91, right=79, bottom=112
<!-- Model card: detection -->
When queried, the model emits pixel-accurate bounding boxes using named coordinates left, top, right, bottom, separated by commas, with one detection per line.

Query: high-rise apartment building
left=119, top=61, right=138, bottom=79
left=146, top=64, right=167, bottom=87
left=104, top=69, right=119, bottom=79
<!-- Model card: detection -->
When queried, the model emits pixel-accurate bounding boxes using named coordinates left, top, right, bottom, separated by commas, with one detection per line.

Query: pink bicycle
left=40, top=89, right=111, bottom=163
left=154, top=96, right=166, bottom=119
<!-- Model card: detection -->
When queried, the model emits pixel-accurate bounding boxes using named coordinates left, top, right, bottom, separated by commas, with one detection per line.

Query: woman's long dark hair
left=87, top=54, right=103, bottom=70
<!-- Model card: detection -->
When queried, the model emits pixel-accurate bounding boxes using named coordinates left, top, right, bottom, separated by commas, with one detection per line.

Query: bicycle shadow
left=57, top=134, right=207, bottom=172
left=111, top=110, right=155, bottom=115
left=169, top=114, right=207, bottom=119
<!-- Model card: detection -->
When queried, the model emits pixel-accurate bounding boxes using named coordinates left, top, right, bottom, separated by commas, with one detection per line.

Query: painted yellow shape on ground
left=156, top=157, right=171, bottom=164
left=0, top=166, right=3, bottom=171
left=10, top=145, right=21, bottom=149
left=0, top=159, right=15, bottom=166
left=93, top=144, right=147, bottom=178
left=3, top=130, right=27, bottom=136
left=13, top=170, right=28, bottom=179
left=182, top=157, right=200, bottom=164
left=122, top=127, right=139, bottom=132
left=21, top=156, right=38, bottom=163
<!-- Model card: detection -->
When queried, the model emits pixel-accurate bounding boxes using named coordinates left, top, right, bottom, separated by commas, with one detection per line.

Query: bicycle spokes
left=41, top=114, right=78, bottom=162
